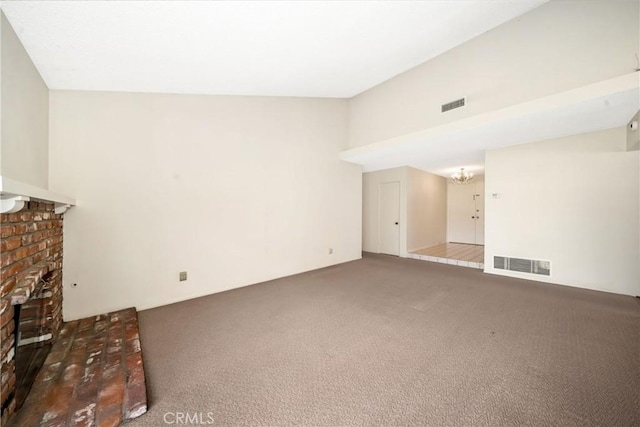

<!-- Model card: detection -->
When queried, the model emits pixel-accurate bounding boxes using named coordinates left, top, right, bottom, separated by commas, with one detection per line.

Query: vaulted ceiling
left=1, top=0, right=547, bottom=98
left=10, top=0, right=633, bottom=180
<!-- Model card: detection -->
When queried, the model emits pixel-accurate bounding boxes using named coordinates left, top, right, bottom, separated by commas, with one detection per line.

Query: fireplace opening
left=12, top=272, right=55, bottom=411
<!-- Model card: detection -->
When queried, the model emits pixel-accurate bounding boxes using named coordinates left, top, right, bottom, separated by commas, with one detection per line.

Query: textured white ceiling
left=1, top=0, right=547, bottom=98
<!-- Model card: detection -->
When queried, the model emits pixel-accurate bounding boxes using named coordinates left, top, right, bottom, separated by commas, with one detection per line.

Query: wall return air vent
left=441, top=97, right=466, bottom=113
left=494, top=256, right=551, bottom=276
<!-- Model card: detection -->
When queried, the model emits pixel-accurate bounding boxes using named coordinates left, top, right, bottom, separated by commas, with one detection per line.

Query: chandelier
left=451, top=168, right=474, bottom=184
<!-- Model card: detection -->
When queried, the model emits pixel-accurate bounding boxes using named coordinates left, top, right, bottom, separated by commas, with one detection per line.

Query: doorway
left=447, top=178, right=484, bottom=245
left=409, top=173, right=485, bottom=269
left=378, top=181, right=400, bottom=256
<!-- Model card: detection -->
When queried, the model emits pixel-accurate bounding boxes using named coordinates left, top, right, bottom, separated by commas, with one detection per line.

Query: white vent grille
left=494, top=256, right=550, bottom=276
left=441, top=97, right=466, bottom=113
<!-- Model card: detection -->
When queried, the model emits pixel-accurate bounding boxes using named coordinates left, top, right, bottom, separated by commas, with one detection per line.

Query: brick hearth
left=9, top=307, right=147, bottom=426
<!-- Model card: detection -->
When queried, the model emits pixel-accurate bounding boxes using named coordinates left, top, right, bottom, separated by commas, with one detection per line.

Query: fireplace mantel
left=0, top=176, right=76, bottom=214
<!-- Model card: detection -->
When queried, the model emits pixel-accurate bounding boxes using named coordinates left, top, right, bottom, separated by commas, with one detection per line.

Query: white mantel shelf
left=0, top=176, right=76, bottom=214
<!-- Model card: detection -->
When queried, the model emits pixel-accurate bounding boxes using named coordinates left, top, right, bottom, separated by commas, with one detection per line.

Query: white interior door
left=474, top=185, right=485, bottom=245
left=378, top=182, right=400, bottom=256
left=448, top=182, right=476, bottom=244
left=447, top=180, right=484, bottom=244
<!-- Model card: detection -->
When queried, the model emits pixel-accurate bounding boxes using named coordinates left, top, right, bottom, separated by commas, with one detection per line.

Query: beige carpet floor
left=129, top=253, right=639, bottom=426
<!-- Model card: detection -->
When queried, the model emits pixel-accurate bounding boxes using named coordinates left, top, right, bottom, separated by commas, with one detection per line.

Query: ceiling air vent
left=494, top=256, right=550, bottom=276
left=441, top=97, right=466, bottom=113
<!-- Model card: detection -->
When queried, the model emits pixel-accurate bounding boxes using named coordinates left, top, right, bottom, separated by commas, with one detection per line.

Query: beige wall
left=362, top=167, right=407, bottom=256
left=1, top=12, right=49, bottom=187
left=407, top=168, right=447, bottom=251
left=49, top=90, right=362, bottom=320
left=348, top=1, right=639, bottom=148
left=484, top=126, right=640, bottom=296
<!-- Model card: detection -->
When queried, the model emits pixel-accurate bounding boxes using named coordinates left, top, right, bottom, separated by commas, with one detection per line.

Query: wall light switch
left=179, top=271, right=187, bottom=281
left=491, top=193, right=501, bottom=199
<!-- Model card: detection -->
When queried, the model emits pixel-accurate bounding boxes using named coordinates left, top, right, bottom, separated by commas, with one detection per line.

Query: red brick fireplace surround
left=0, top=202, right=147, bottom=426
left=1, top=201, right=64, bottom=424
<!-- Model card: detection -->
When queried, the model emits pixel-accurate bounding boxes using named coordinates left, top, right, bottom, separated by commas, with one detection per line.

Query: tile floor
left=409, top=243, right=484, bottom=270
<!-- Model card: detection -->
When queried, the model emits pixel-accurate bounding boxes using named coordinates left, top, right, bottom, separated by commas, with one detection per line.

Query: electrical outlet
left=179, top=271, right=187, bottom=281
left=328, top=248, right=333, bottom=255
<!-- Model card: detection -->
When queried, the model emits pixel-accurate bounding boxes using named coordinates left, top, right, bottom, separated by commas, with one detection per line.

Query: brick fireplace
left=0, top=201, right=64, bottom=425
left=1, top=198, right=148, bottom=426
